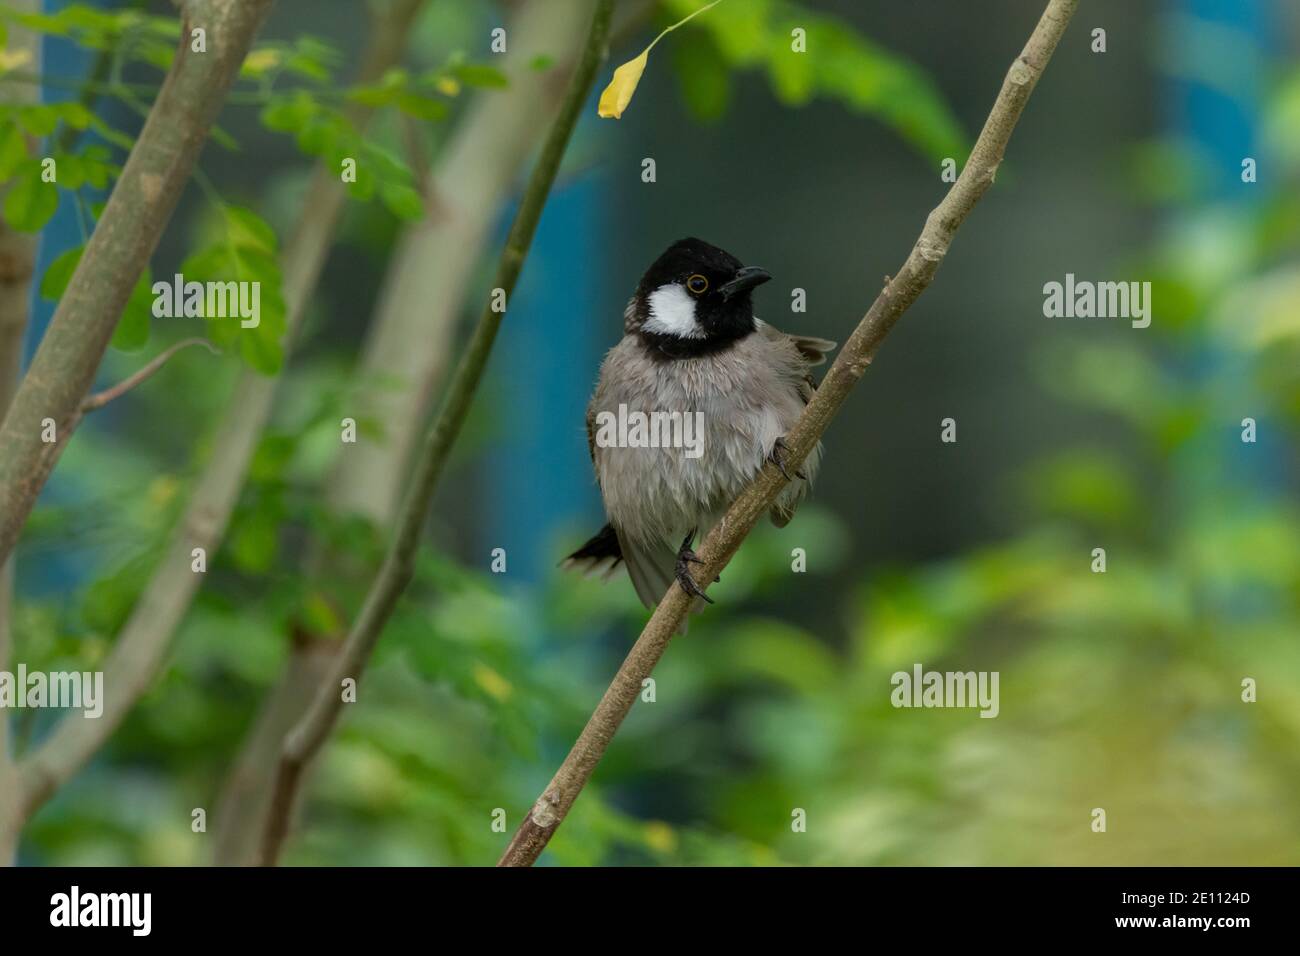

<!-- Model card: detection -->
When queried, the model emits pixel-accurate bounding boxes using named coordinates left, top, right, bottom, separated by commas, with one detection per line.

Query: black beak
left=718, top=266, right=771, bottom=301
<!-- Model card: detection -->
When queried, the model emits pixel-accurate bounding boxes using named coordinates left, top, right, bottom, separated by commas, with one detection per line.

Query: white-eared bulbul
left=564, top=237, right=835, bottom=620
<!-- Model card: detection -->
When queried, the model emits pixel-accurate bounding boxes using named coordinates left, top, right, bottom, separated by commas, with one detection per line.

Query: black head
left=630, top=238, right=771, bottom=358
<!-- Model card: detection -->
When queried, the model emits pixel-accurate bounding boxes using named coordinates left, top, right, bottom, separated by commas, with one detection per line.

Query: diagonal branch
left=497, top=0, right=1081, bottom=868
left=0, top=0, right=276, bottom=569
left=212, top=0, right=627, bottom=867
left=256, top=0, right=618, bottom=867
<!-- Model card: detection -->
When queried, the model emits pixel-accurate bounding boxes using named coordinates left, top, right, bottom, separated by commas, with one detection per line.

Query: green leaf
left=284, top=35, right=340, bottom=83
left=379, top=181, right=424, bottom=221
left=53, top=152, right=86, bottom=190
left=260, top=92, right=319, bottom=133
left=2, top=9, right=70, bottom=37
left=335, top=148, right=375, bottom=200
left=55, top=100, right=94, bottom=130
left=362, top=142, right=413, bottom=181
left=229, top=507, right=280, bottom=574
left=0, top=123, right=28, bottom=180
left=673, top=29, right=732, bottom=122
left=346, top=84, right=401, bottom=108
left=81, top=554, right=153, bottom=635
left=396, top=92, right=448, bottom=121
left=16, top=103, right=59, bottom=136
left=240, top=45, right=285, bottom=79
left=39, top=244, right=85, bottom=300
left=660, top=0, right=966, bottom=162
left=38, top=242, right=147, bottom=348
left=346, top=69, right=408, bottom=107
left=300, top=591, right=344, bottom=636
left=239, top=317, right=284, bottom=375
left=112, top=268, right=153, bottom=352
left=294, top=114, right=343, bottom=157
left=453, top=63, right=508, bottom=88
left=224, top=205, right=278, bottom=253
left=2, top=167, right=58, bottom=232
left=208, top=123, right=240, bottom=152
left=766, top=26, right=814, bottom=104
left=176, top=203, right=287, bottom=375
left=80, top=144, right=118, bottom=190
left=58, top=4, right=118, bottom=35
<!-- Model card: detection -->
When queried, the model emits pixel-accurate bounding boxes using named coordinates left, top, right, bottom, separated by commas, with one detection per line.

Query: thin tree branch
left=10, top=0, right=429, bottom=829
left=497, top=0, right=1081, bottom=868
left=256, top=0, right=617, bottom=867
left=79, top=338, right=218, bottom=412
left=0, top=0, right=276, bottom=569
left=325, top=0, right=623, bottom=526
left=213, top=0, right=606, bottom=866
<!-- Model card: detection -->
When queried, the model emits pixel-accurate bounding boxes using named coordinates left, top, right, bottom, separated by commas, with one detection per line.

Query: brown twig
left=80, top=339, right=217, bottom=412
left=497, top=0, right=1081, bottom=868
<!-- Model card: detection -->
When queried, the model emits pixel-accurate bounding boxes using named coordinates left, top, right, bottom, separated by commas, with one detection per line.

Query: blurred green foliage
left=6, top=2, right=1298, bottom=867
left=665, top=0, right=967, bottom=162
left=0, top=0, right=484, bottom=368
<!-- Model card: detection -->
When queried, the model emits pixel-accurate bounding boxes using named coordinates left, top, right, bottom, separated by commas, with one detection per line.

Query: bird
left=563, top=237, right=836, bottom=619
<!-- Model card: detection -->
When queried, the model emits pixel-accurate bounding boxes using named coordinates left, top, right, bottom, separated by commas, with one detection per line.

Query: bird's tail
left=560, top=523, right=624, bottom=581
left=563, top=524, right=702, bottom=635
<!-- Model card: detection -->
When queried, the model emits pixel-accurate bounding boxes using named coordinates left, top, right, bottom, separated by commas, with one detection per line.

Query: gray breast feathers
left=589, top=321, right=834, bottom=549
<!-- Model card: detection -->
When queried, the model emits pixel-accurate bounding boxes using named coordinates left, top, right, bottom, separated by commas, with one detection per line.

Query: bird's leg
left=768, top=436, right=807, bottom=481
left=674, top=529, right=714, bottom=604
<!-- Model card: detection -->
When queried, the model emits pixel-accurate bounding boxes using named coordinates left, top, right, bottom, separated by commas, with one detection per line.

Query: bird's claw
left=675, top=531, right=715, bottom=604
left=769, top=436, right=807, bottom=482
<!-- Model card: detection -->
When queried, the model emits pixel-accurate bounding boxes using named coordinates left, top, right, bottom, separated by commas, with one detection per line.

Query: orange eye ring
left=686, top=274, right=709, bottom=294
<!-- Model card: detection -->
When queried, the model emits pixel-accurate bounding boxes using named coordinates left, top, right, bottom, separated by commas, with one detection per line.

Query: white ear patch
left=644, top=283, right=703, bottom=338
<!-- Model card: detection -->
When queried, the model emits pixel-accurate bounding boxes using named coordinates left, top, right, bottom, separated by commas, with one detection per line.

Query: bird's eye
left=686, top=274, right=709, bottom=294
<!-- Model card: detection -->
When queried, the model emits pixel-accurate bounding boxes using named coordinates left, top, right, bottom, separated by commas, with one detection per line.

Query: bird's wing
left=758, top=320, right=836, bottom=363
left=620, top=533, right=702, bottom=635
left=620, top=533, right=676, bottom=610
left=785, top=333, right=838, bottom=366
left=757, top=321, right=837, bottom=398
left=756, top=323, right=837, bottom=526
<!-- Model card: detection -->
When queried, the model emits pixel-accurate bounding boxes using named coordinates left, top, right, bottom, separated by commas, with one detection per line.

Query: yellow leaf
left=596, top=0, right=723, bottom=120
left=242, top=48, right=282, bottom=75
left=597, top=50, right=649, bottom=119
left=643, top=820, right=678, bottom=853
left=147, top=475, right=180, bottom=508
left=473, top=662, right=513, bottom=702
left=0, top=49, right=32, bottom=74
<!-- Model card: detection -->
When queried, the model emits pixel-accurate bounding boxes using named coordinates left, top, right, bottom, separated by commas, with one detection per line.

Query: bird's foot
left=768, top=436, right=807, bottom=481
left=675, top=530, right=715, bottom=604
